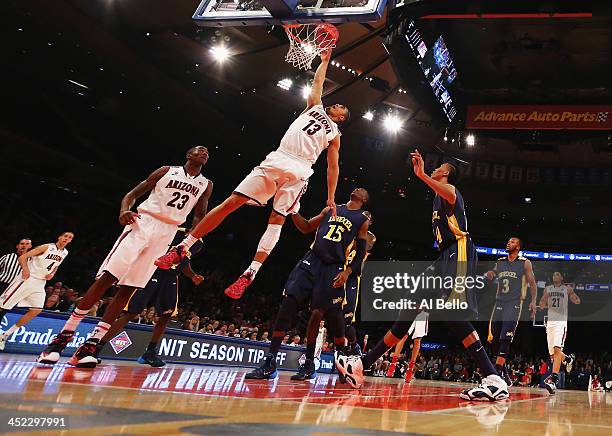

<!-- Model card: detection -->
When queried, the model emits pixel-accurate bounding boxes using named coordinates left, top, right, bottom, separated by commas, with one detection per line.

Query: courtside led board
left=194, top=0, right=387, bottom=26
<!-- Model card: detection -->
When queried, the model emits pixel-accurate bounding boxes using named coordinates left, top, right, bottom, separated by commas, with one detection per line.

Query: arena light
left=302, top=84, right=312, bottom=99
left=383, top=114, right=403, bottom=133
left=363, top=111, right=374, bottom=121
left=210, top=45, right=230, bottom=62
left=466, top=134, right=476, bottom=146
left=277, top=78, right=292, bottom=91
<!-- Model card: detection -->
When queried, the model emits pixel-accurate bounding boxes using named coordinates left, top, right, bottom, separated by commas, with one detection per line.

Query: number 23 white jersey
left=138, top=166, right=208, bottom=225
left=278, top=104, right=340, bottom=165
left=29, top=244, right=68, bottom=280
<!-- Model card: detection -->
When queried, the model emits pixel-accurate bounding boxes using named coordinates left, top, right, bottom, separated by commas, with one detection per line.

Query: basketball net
left=284, top=24, right=339, bottom=70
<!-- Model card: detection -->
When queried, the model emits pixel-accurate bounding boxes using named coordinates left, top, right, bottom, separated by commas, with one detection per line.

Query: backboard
left=193, top=0, right=388, bottom=27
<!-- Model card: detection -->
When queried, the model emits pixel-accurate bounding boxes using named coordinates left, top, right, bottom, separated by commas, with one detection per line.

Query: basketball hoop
left=283, top=23, right=339, bottom=70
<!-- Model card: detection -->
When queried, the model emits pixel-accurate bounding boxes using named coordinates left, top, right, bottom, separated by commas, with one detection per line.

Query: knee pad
left=498, top=339, right=511, bottom=358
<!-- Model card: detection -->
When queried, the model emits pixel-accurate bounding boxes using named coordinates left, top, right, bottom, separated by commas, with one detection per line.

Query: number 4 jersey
left=138, top=166, right=208, bottom=225
left=28, top=243, right=69, bottom=280
left=278, top=104, right=340, bottom=165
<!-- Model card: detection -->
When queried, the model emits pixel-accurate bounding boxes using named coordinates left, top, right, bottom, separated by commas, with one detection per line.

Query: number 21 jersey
left=138, top=167, right=208, bottom=225
left=279, top=104, right=340, bottom=165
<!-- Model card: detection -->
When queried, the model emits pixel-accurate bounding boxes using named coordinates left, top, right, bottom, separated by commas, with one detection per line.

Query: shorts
left=343, top=274, right=360, bottom=323
left=234, top=150, right=313, bottom=216
left=125, top=270, right=179, bottom=315
left=97, top=213, right=177, bottom=288
left=0, top=277, right=46, bottom=309
left=408, top=311, right=429, bottom=339
left=489, top=300, right=523, bottom=343
left=546, top=321, right=567, bottom=355
left=284, top=251, right=344, bottom=311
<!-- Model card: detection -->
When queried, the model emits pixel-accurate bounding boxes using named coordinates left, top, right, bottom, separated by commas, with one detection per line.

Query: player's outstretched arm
left=119, top=166, right=170, bottom=226
left=191, top=180, right=214, bottom=229
left=291, top=207, right=330, bottom=234
left=17, top=244, right=49, bottom=280
left=306, top=49, right=331, bottom=109
left=539, top=286, right=549, bottom=309
left=326, top=135, right=340, bottom=215
left=569, top=287, right=581, bottom=304
left=524, top=259, right=538, bottom=317
left=410, top=149, right=456, bottom=205
left=181, top=262, right=204, bottom=285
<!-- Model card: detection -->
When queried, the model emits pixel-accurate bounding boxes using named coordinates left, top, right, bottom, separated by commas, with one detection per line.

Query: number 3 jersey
left=29, top=244, right=69, bottom=280
left=278, top=104, right=340, bottom=165
left=495, top=256, right=528, bottom=303
left=312, top=205, right=368, bottom=264
left=138, top=166, right=208, bottom=225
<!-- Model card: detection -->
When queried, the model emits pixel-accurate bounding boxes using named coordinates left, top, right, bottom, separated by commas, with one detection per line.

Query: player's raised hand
left=192, top=274, right=205, bottom=285
left=320, top=48, right=332, bottom=63
left=484, top=270, right=496, bottom=280
left=333, top=269, right=351, bottom=288
left=326, top=198, right=337, bottom=216
left=119, top=210, right=140, bottom=226
left=410, top=149, right=425, bottom=178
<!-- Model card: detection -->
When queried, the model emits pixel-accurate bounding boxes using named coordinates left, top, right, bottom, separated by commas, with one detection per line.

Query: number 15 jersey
left=138, top=166, right=208, bottom=225
left=312, top=205, right=368, bottom=264
left=279, top=104, right=340, bottom=165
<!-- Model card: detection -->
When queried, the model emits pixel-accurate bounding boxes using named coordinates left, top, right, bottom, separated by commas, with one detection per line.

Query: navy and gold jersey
left=432, top=188, right=469, bottom=250
left=312, top=205, right=368, bottom=264
left=495, top=256, right=528, bottom=302
left=345, top=241, right=370, bottom=277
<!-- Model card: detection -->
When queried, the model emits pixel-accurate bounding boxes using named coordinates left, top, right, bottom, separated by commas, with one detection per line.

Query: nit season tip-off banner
left=466, top=105, right=612, bottom=130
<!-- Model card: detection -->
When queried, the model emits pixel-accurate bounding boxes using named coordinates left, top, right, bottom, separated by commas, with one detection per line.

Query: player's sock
left=269, top=334, right=284, bottom=358
left=181, top=234, right=199, bottom=250
left=466, top=340, right=498, bottom=378
left=244, top=261, right=262, bottom=279
left=2, top=324, right=19, bottom=338
left=362, top=340, right=391, bottom=369
left=306, top=342, right=316, bottom=361
left=90, top=322, right=111, bottom=341
left=147, top=341, right=157, bottom=352
left=63, top=308, right=88, bottom=332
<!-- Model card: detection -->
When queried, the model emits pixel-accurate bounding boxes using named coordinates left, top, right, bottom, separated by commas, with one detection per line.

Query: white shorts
left=408, top=311, right=429, bottom=339
left=97, top=213, right=177, bottom=288
left=546, top=321, right=567, bottom=355
left=0, top=277, right=46, bottom=309
left=234, top=150, right=313, bottom=216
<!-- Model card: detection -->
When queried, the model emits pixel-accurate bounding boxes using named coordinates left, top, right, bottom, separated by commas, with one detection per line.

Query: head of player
left=552, top=271, right=563, bottom=286
left=506, top=237, right=522, bottom=255
left=185, top=146, right=209, bottom=168
left=16, top=238, right=32, bottom=256
left=430, top=162, right=457, bottom=184
left=325, top=104, right=350, bottom=124
left=348, top=188, right=369, bottom=208
left=56, top=232, right=74, bottom=250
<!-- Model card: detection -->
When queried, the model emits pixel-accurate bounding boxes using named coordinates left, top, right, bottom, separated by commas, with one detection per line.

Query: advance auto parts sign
left=466, top=105, right=612, bottom=130
left=0, top=310, right=334, bottom=372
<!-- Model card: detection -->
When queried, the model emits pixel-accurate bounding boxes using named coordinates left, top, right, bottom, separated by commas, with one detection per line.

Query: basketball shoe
left=224, top=272, right=253, bottom=299
left=543, top=375, right=557, bottom=394
left=459, top=375, right=509, bottom=402
left=564, top=353, right=575, bottom=373
left=68, top=338, right=99, bottom=368
left=386, top=355, right=398, bottom=378
left=138, top=349, right=166, bottom=367
left=405, top=361, right=415, bottom=383
left=245, top=353, right=278, bottom=379
left=291, top=359, right=317, bottom=381
left=154, top=245, right=187, bottom=270
left=335, top=352, right=364, bottom=388
left=37, top=331, right=74, bottom=364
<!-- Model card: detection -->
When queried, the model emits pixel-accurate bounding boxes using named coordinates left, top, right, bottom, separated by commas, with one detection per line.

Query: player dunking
left=0, top=232, right=73, bottom=351
left=485, top=237, right=538, bottom=386
left=245, top=189, right=369, bottom=381
left=336, top=150, right=509, bottom=401
left=37, top=146, right=212, bottom=367
left=155, top=49, right=349, bottom=300
left=540, top=271, right=579, bottom=394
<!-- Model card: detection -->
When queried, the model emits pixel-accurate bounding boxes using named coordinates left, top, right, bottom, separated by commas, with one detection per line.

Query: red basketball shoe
left=386, top=355, right=398, bottom=378
left=405, top=361, right=415, bottom=383
left=224, top=272, right=254, bottom=299
left=154, top=245, right=186, bottom=270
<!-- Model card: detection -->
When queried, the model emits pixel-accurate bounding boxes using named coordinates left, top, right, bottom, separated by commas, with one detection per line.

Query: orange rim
left=283, top=23, right=338, bottom=47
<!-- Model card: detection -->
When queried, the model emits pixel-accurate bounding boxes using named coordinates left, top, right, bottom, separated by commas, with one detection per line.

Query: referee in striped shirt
left=0, top=239, right=32, bottom=293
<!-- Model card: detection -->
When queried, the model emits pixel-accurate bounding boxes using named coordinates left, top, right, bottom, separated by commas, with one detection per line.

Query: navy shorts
left=343, top=274, right=360, bottom=323
left=126, top=269, right=179, bottom=315
left=284, top=251, right=345, bottom=311
left=489, top=299, right=523, bottom=343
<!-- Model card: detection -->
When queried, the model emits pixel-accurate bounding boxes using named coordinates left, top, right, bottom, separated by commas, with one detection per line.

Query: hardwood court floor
left=0, top=354, right=611, bottom=435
